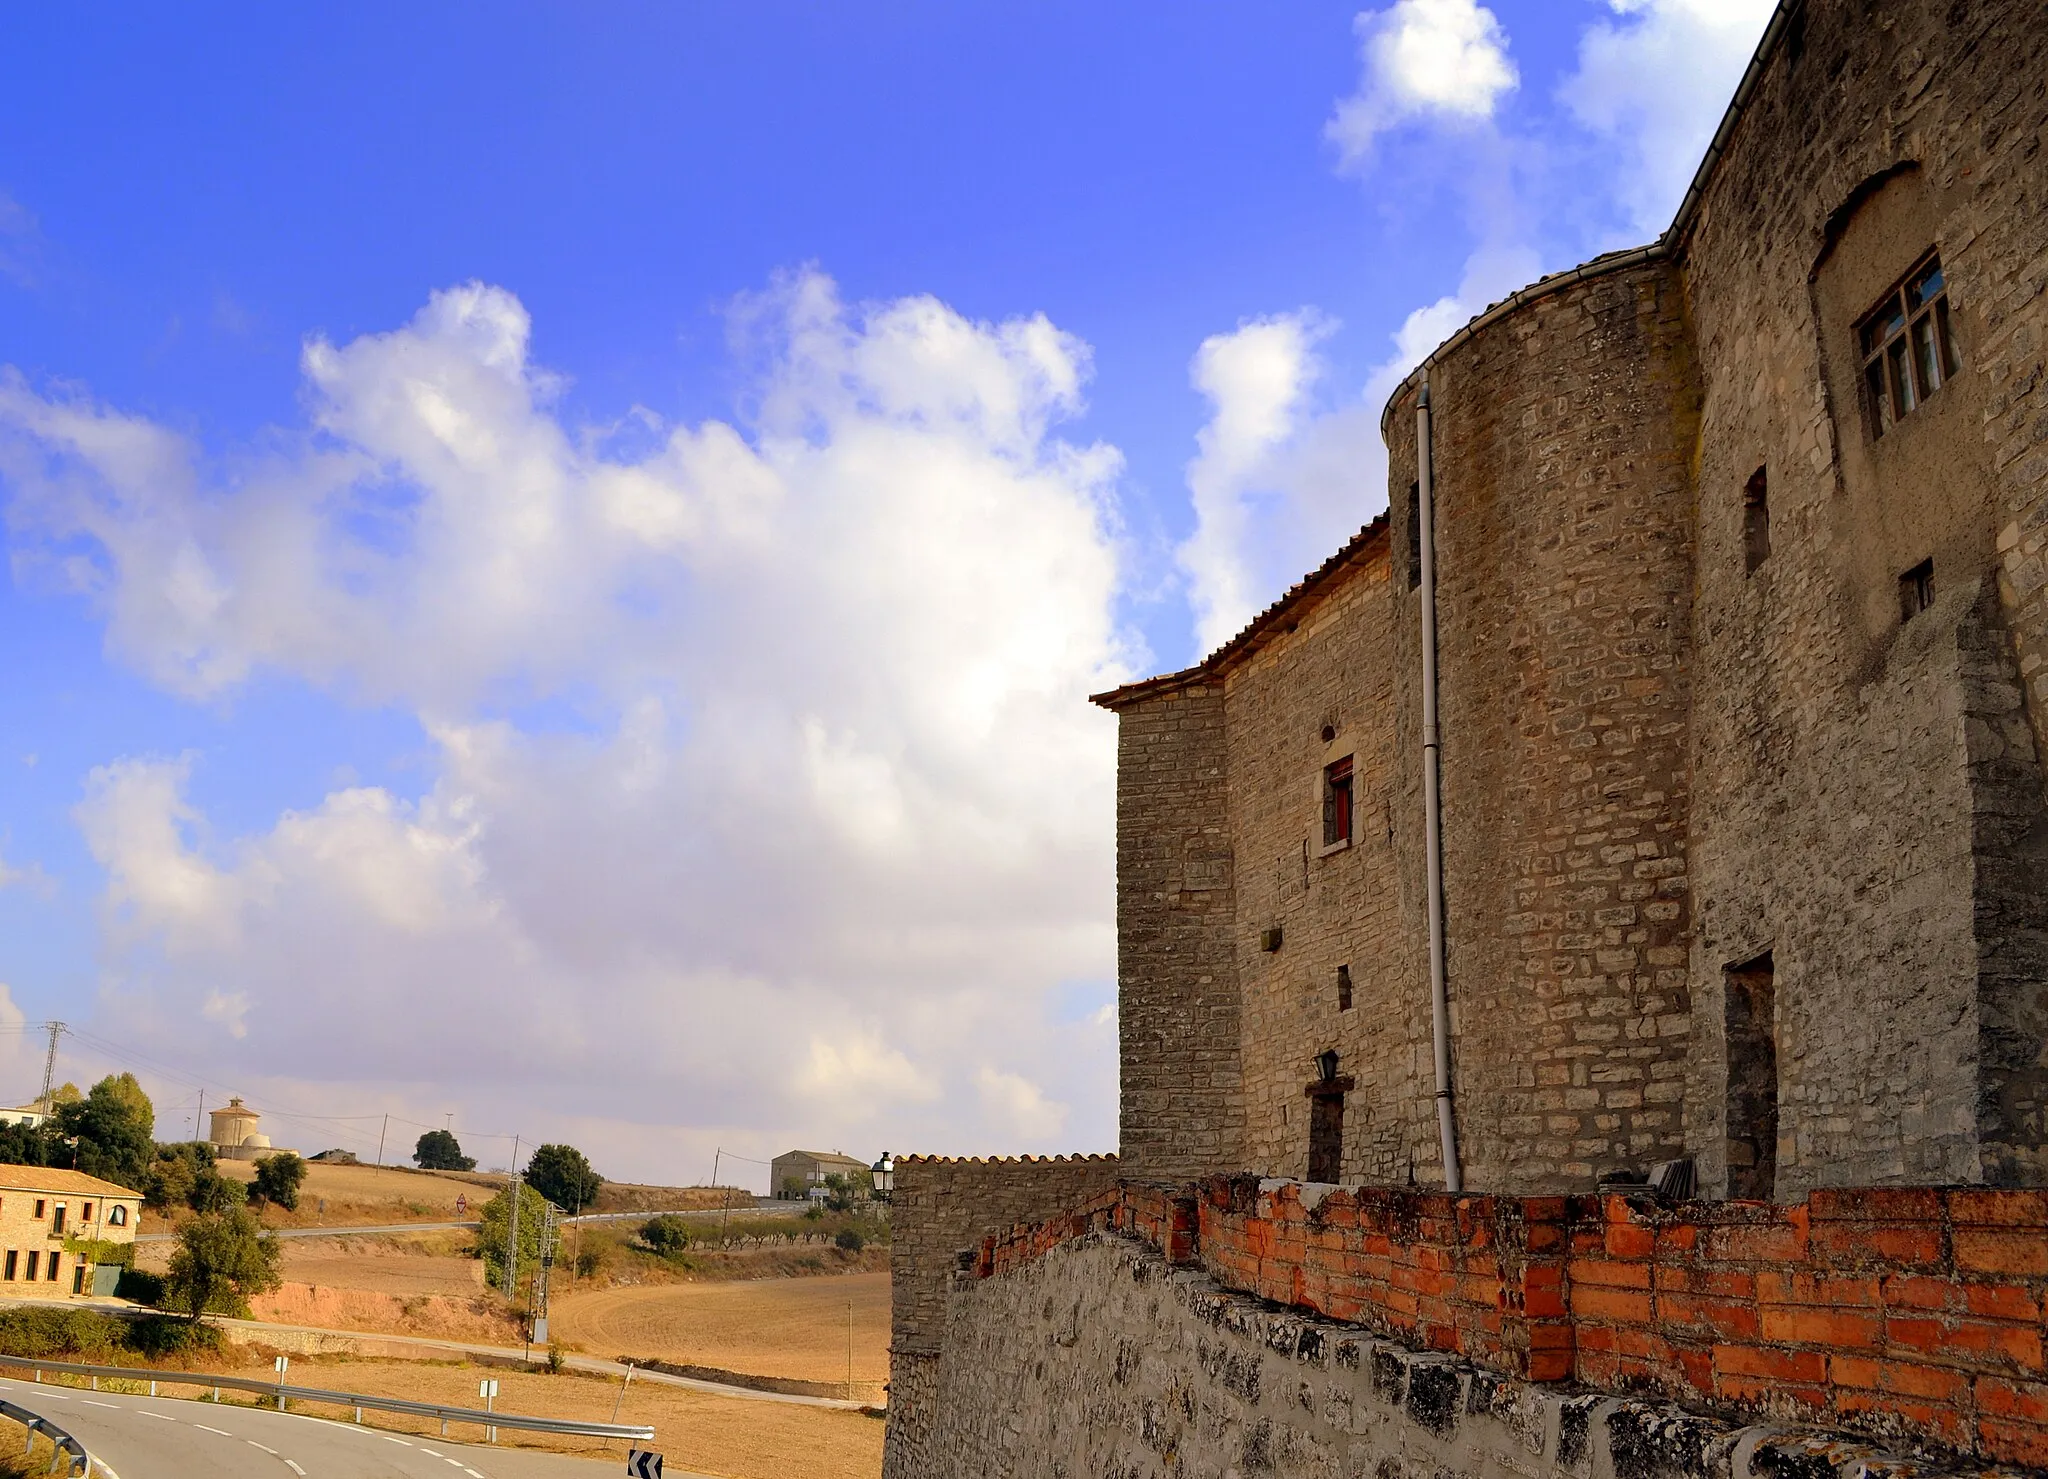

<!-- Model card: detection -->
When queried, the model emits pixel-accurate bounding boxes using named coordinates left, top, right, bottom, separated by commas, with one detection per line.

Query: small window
left=108, top=1205, right=128, bottom=1227
left=1322, top=757, right=1355, bottom=848
left=46, top=1252, right=58, bottom=1283
left=1860, top=251, right=1959, bottom=437
left=50, top=1205, right=64, bottom=1236
left=1743, top=467, right=1771, bottom=574
left=81, top=1203, right=92, bottom=1223
left=2, top=1251, right=14, bottom=1281
left=32, top=1200, right=43, bottom=1220
left=24, top=1252, right=38, bottom=1281
left=1900, top=558, right=1934, bottom=622
left=1336, top=965, right=1353, bottom=1011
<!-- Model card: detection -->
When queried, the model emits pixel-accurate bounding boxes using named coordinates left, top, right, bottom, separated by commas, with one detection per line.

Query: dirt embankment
left=246, top=1283, right=519, bottom=1344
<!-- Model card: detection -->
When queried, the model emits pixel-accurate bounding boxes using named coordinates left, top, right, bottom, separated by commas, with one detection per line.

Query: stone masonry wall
left=898, top=1221, right=2032, bottom=1479
left=883, top=1154, right=1119, bottom=1472
left=1225, top=525, right=1434, bottom=1183
left=1382, top=259, right=1701, bottom=1192
left=931, top=1176, right=2048, bottom=1472
left=1678, top=0, right=2048, bottom=1193
left=1114, top=682, right=1245, bottom=1183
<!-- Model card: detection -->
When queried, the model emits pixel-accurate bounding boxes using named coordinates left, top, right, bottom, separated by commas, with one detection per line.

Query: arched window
left=107, top=1205, right=128, bottom=1227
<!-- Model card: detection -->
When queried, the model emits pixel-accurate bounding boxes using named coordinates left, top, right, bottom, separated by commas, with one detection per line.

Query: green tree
left=188, top=1165, right=247, bottom=1214
left=250, top=1152, right=307, bottom=1211
left=478, top=1181, right=558, bottom=1293
left=413, top=1129, right=475, bottom=1171
left=525, top=1143, right=602, bottom=1214
left=0, top=1119, right=66, bottom=1168
left=821, top=1170, right=870, bottom=1212
left=641, top=1214, right=691, bottom=1256
left=56, top=1073, right=155, bottom=1189
left=143, top=1143, right=217, bottom=1212
left=163, top=1208, right=282, bottom=1322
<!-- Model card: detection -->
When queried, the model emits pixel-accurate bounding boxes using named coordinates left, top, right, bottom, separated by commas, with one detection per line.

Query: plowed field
left=551, top=1272, right=889, bottom=1385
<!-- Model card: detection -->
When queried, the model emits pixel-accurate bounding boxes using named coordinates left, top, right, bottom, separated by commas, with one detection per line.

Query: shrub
left=545, top=1344, right=566, bottom=1374
left=115, top=1267, right=166, bottom=1305
left=834, top=1227, right=866, bottom=1253
left=187, top=1166, right=247, bottom=1215
left=640, top=1215, right=691, bottom=1257
left=250, top=1152, right=307, bottom=1211
left=0, top=1306, right=219, bottom=1362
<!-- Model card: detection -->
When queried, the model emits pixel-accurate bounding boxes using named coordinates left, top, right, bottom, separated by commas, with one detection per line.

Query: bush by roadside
left=0, top=1307, right=222, bottom=1364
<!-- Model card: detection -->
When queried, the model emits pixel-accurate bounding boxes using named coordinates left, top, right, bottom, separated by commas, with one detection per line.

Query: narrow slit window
left=1743, top=466, right=1771, bottom=574
left=1724, top=951, right=1778, bottom=1201
left=1322, top=757, right=1354, bottom=848
left=1900, top=558, right=1934, bottom=622
left=1859, top=251, right=1959, bottom=437
left=2, top=1250, right=14, bottom=1281
left=24, top=1252, right=38, bottom=1282
left=1336, top=964, right=1353, bottom=1011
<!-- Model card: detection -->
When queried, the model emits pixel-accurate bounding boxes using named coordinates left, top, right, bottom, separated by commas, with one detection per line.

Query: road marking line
left=83, top=1399, right=121, bottom=1409
left=286, top=1463, right=307, bottom=1476
left=421, top=1448, right=443, bottom=1456
left=382, top=1435, right=413, bottom=1444
left=137, top=1410, right=176, bottom=1420
left=248, top=1441, right=279, bottom=1454
left=196, top=1424, right=232, bottom=1435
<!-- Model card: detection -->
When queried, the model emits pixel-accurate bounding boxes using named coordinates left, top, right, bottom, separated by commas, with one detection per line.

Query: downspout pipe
left=1416, top=382, right=1463, bottom=1194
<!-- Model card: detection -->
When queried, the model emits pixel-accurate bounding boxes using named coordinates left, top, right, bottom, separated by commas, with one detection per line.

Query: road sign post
left=273, top=1355, right=289, bottom=1410
left=479, top=1378, right=499, bottom=1442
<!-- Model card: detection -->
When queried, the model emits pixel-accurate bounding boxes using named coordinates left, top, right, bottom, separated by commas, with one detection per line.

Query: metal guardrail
left=0, top=1354, right=655, bottom=1441
left=0, top=1396, right=90, bottom=1475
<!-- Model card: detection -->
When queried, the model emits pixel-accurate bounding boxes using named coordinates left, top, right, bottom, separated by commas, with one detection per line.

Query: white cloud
left=975, top=1065, right=1069, bottom=1143
left=1561, top=0, right=1777, bottom=236
left=1328, top=0, right=1519, bottom=166
left=0, top=272, right=1133, bottom=1178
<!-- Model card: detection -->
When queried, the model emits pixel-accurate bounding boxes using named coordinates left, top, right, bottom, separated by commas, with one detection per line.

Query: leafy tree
left=55, top=1073, right=155, bottom=1189
left=478, top=1181, right=558, bottom=1293
left=250, top=1152, right=307, bottom=1211
left=188, top=1165, right=247, bottom=1214
left=0, top=1119, right=66, bottom=1168
left=47, top=1083, right=81, bottom=1108
left=163, top=1208, right=281, bottom=1322
left=525, top=1143, right=602, bottom=1214
left=641, top=1215, right=691, bottom=1256
left=143, top=1143, right=217, bottom=1212
left=821, top=1171, right=869, bottom=1213
left=413, top=1129, right=475, bottom=1172
left=834, top=1227, right=866, bottom=1253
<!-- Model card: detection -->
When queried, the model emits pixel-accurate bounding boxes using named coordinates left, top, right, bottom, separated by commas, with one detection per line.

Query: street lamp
left=1314, top=1049, right=1340, bottom=1085
left=870, top=1153, right=895, bottom=1202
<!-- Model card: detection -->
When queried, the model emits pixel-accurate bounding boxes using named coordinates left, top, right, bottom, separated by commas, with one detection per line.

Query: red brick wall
left=972, top=1178, right=2048, bottom=1468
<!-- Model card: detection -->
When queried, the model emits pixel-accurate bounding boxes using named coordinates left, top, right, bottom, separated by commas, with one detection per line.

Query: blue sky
left=0, top=1, right=1770, bottom=1184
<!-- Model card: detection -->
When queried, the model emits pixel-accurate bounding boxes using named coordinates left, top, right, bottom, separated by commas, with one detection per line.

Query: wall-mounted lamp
left=1315, top=1049, right=1340, bottom=1084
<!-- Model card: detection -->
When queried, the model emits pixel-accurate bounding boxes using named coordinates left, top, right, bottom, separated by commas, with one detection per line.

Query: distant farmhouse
left=771, top=1149, right=868, bottom=1201
left=0, top=1168, right=140, bottom=1299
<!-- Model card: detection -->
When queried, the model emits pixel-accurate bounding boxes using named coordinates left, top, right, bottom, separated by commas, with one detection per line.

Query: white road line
left=421, top=1448, right=443, bottom=1456
left=196, top=1424, right=233, bottom=1435
left=382, top=1434, right=413, bottom=1444
left=82, top=1399, right=121, bottom=1409
left=137, top=1409, right=176, bottom=1421
left=248, top=1440, right=279, bottom=1454
left=92, top=1463, right=121, bottom=1479
left=285, top=1463, right=307, bottom=1476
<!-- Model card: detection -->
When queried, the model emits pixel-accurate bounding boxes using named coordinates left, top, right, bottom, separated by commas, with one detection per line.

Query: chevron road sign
left=626, top=1451, right=663, bottom=1479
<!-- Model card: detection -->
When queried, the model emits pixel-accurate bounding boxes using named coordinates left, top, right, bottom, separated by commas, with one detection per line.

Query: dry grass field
left=216, top=1160, right=492, bottom=1223
left=551, top=1271, right=890, bottom=1385
left=278, top=1232, right=485, bottom=1298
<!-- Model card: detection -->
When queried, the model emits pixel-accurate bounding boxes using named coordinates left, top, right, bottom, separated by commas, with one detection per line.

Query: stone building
left=889, top=1, right=2048, bottom=1474
left=0, top=1167, right=141, bottom=1299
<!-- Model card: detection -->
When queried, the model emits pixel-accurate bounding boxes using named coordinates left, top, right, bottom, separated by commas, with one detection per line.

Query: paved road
left=0, top=1373, right=699, bottom=1479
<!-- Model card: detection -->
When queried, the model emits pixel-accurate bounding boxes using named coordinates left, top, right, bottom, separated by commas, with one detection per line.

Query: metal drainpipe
left=1417, top=381, right=1463, bottom=1194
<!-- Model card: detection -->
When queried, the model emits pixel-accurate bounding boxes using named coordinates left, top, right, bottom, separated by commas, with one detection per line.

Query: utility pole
left=36, top=1022, right=63, bottom=1113
left=714, top=1147, right=733, bottom=1246
left=194, top=1088, right=205, bottom=1145
left=530, top=1199, right=556, bottom=1350
left=375, top=1114, right=388, bottom=1175
left=502, top=1136, right=522, bottom=1302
